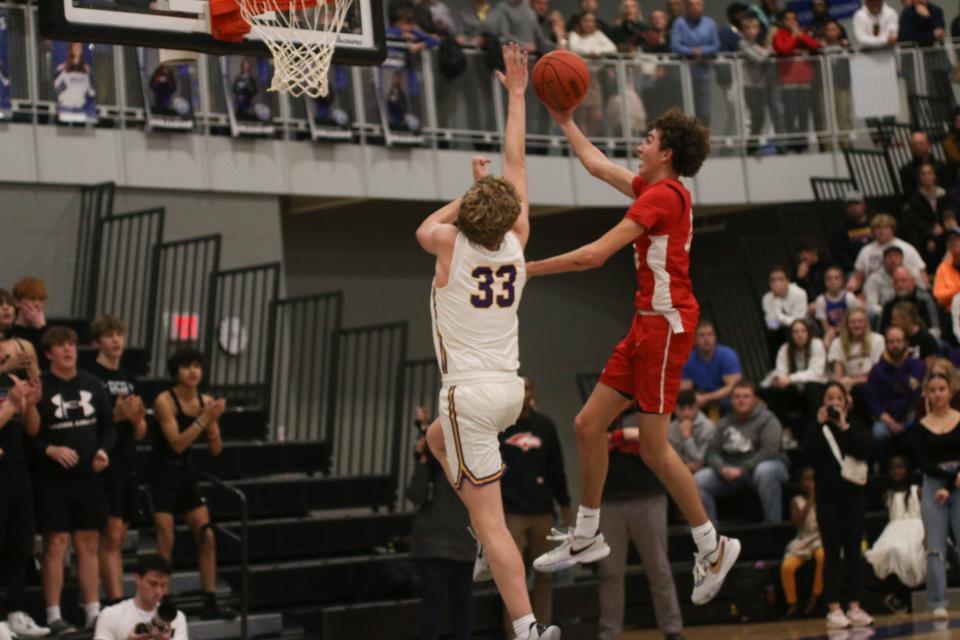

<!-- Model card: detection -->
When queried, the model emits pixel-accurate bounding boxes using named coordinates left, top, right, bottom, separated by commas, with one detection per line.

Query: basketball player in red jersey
left=530, top=108, right=740, bottom=604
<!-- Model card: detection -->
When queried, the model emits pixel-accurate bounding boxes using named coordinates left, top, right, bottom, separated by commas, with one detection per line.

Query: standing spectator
left=943, top=107, right=960, bottom=178
left=33, top=326, right=114, bottom=634
left=564, top=0, right=612, bottom=37
left=934, top=226, right=960, bottom=311
left=569, top=12, right=618, bottom=137
left=668, top=389, right=717, bottom=473
left=889, top=301, right=940, bottom=366
left=407, top=407, right=475, bottom=640
left=459, top=0, right=493, bottom=46
left=499, top=378, right=570, bottom=635
left=93, top=555, right=188, bottom=640
left=715, top=2, right=746, bottom=139
left=803, top=382, right=874, bottom=630
left=795, top=236, right=828, bottom=309
left=912, top=369, right=960, bottom=620
left=665, top=0, right=685, bottom=26
left=880, top=266, right=941, bottom=338
left=772, top=9, right=821, bottom=153
left=488, top=0, right=557, bottom=55
left=644, top=9, right=672, bottom=52
left=87, top=315, right=147, bottom=607
left=898, top=0, right=945, bottom=46
left=819, top=19, right=852, bottom=145
left=10, top=277, right=49, bottom=370
left=780, top=467, right=824, bottom=619
left=852, top=0, right=899, bottom=49
left=599, top=419, right=684, bottom=640
left=828, top=308, right=885, bottom=422
left=761, top=319, right=828, bottom=442
left=680, top=320, right=742, bottom=418
left=0, top=298, right=40, bottom=382
left=848, top=214, right=927, bottom=293
left=903, top=161, right=954, bottom=269
left=866, top=325, right=926, bottom=445
left=530, top=0, right=565, bottom=45
left=899, top=131, right=953, bottom=197
left=719, top=2, right=747, bottom=51
left=670, top=0, right=719, bottom=125
left=415, top=0, right=461, bottom=36
left=0, top=366, right=45, bottom=639
left=864, top=247, right=906, bottom=321
left=808, top=0, right=848, bottom=41
left=610, top=0, right=651, bottom=52
left=831, top=191, right=873, bottom=274
left=814, top=265, right=862, bottom=348
left=762, top=266, right=809, bottom=365
left=739, top=14, right=781, bottom=155
left=151, top=348, right=234, bottom=620
left=696, top=381, right=789, bottom=524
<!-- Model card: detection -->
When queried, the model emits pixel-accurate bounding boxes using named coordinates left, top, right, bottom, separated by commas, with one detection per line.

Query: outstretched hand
left=472, top=155, right=491, bottom=182
left=495, top=42, right=528, bottom=94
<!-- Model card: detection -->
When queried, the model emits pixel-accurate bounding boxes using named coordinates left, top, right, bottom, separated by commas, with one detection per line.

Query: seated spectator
left=864, top=246, right=904, bottom=322
left=10, top=277, right=49, bottom=369
left=848, top=214, right=927, bottom=293
left=943, top=107, right=960, bottom=178
left=600, top=417, right=684, bottom=640
left=831, top=191, right=873, bottom=274
left=902, top=161, right=955, bottom=269
left=761, top=319, right=827, bottom=442
left=897, top=0, right=946, bottom=48
left=772, top=9, right=821, bottom=153
left=763, top=266, right=809, bottom=365
left=93, top=554, right=188, bottom=640
left=864, top=455, right=924, bottom=614
left=880, top=266, right=942, bottom=338
left=899, top=130, right=953, bottom=196
left=696, top=381, right=788, bottom=524
left=803, top=382, right=874, bottom=630
left=795, top=236, right=828, bottom=310
left=889, top=300, right=940, bottom=366
left=829, top=308, right=885, bottom=422
left=814, top=265, right=862, bottom=347
left=643, top=9, right=671, bottom=52
left=0, top=289, right=14, bottom=338
left=866, top=325, right=926, bottom=444
left=780, top=467, right=823, bottom=619
left=680, top=320, right=742, bottom=418
left=934, top=226, right=960, bottom=312
left=668, top=389, right=717, bottom=473
left=407, top=407, right=475, bottom=640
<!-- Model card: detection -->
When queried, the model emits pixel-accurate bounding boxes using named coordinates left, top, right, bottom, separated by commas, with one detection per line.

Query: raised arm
left=415, top=198, right=462, bottom=256
left=496, top=43, right=530, bottom=249
left=546, top=109, right=635, bottom=198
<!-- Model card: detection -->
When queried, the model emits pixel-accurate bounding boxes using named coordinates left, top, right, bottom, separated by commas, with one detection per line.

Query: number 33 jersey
left=431, top=231, right=526, bottom=384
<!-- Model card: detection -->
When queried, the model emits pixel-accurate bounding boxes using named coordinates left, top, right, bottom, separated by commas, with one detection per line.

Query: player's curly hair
left=650, top=108, right=710, bottom=178
left=458, top=176, right=522, bottom=249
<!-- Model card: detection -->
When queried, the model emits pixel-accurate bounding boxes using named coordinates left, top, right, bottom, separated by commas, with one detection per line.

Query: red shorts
left=598, top=314, right=696, bottom=414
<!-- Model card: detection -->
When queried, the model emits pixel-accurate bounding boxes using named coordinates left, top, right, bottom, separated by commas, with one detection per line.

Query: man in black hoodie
left=32, top=326, right=114, bottom=635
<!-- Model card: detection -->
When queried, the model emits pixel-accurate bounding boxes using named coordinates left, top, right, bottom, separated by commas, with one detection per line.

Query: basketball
left=532, top=50, right=590, bottom=112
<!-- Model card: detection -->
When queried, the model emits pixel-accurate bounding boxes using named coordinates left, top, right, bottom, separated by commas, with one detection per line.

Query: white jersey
left=431, top=231, right=525, bottom=384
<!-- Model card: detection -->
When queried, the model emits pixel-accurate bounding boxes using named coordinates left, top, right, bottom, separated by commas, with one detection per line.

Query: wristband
left=194, top=419, right=208, bottom=431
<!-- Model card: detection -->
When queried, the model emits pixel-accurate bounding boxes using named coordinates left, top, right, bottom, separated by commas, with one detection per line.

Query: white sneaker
left=521, top=623, right=561, bottom=640
left=932, top=607, right=950, bottom=620
left=846, top=607, right=873, bottom=627
left=0, top=621, right=12, bottom=640
left=690, top=536, right=741, bottom=605
left=532, top=528, right=610, bottom=573
left=826, top=608, right=851, bottom=629
left=7, top=612, right=50, bottom=638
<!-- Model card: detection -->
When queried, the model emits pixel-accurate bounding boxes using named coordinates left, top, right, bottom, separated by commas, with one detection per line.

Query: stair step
left=190, top=612, right=283, bottom=640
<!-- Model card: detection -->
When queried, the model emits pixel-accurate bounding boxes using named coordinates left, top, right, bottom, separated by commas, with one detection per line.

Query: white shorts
left=439, top=379, right=524, bottom=489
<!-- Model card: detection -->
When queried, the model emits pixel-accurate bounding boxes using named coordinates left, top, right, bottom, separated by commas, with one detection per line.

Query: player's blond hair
left=458, top=177, right=522, bottom=250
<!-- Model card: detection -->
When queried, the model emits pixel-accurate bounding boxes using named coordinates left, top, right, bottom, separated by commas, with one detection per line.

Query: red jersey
left=625, top=176, right=699, bottom=333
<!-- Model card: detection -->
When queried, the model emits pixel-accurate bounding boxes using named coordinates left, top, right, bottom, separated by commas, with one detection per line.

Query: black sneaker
left=201, top=600, right=238, bottom=621
left=46, top=619, right=76, bottom=636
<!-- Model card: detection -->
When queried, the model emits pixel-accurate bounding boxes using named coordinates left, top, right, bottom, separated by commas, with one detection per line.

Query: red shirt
left=625, top=176, right=699, bottom=333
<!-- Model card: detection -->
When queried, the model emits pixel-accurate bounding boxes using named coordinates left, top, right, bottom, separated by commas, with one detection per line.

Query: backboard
left=39, top=0, right=385, bottom=65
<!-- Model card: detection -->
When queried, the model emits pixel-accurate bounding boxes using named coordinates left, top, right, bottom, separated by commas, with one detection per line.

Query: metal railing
left=200, top=472, right=249, bottom=640
left=5, top=1, right=960, bottom=155
left=71, top=182, right=114, bottom=318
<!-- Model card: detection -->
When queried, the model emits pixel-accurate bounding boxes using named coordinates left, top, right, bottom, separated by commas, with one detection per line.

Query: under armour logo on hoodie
left=52, top=391, right=95, bottom=419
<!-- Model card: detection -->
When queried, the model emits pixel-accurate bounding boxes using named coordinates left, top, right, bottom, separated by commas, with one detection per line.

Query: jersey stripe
left=648, top=234, right=673, bottom=313
left=447, top=386, right=506, bottom=488
left=432, top=287, right=449, bottom=374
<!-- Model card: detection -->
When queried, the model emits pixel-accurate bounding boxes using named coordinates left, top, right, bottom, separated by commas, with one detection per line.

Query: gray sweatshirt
left=738, top=39, right=773, bottom=88
left=706, top=406, right=783, bottom=474
left=668, top=411, right=716, bottom=465
left=487, top=0, right=556, bottom=52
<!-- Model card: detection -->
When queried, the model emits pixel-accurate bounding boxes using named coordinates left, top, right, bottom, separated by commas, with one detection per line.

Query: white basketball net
left=237, top=0, right=354, bottom=98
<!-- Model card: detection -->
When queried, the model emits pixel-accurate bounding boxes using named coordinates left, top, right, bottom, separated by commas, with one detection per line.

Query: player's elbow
left=578, top=247, right=606, bottom=269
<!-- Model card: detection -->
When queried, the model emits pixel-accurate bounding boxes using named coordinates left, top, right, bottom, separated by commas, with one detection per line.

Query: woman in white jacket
left=762, top=266, right=809, bottom=366
left=761, top=319, right=827, bottom=444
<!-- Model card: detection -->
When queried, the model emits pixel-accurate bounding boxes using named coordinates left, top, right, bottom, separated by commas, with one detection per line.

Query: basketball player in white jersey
left=415, top=44, right=558, bottom=640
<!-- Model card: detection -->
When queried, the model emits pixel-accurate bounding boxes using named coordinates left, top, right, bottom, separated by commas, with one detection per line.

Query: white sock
left=46, top=606, right=61, bottom=624
left=512, top=613, right=537, bottom=639
left=691, top=520, right=720, bottom=562
left=84, top=602, right=100, bottom=626
left=573, top=506, right=601, bottom=538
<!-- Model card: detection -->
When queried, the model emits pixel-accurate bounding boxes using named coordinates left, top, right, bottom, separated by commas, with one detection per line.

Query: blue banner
left=222, top=56, right=275, bottom=137
left=52, top=41, right=97, bottom=125
left=0, top=10, right=11, bottom=120
left=137, top=48, right=196, bottom=131
left=787, top=0, right=860, bottom=26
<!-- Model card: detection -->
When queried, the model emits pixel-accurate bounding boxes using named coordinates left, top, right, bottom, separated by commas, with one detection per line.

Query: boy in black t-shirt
left=33, top=326, right=114, bottom=634
left=87, top=315, right=147, bottom=606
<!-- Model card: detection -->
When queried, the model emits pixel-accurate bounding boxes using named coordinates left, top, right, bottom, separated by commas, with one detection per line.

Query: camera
left=134, top=597, right=177, bottom=637
left=826, top=406, right=840, bottom=421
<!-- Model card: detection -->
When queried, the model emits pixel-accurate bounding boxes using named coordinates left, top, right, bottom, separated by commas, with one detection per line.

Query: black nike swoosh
left=569, top=541, right=595, bottom=556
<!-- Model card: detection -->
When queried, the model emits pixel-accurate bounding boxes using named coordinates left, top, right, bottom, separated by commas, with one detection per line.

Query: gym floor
left=621, top=614, right=960, bottom=639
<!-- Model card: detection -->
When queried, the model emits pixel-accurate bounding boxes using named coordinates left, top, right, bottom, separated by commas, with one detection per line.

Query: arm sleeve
left=722, top=348, right=742, bottom=376
left=739, top=41, right=767, bottom=62
left=898, top=10, right=917, bottom=43
left=852, top=12, right=883, bottom=47
left=864, top=276, right=882, bottom=316
left=544, top=419, right=571, bottom=506
left=671, top=20, right=693, bottom=55
left=789, top=340, right=826, bottom=383
left=701, top=20, right=720, bottom=55
left=624, top=184, right=671, bottom=231
left=681, top=354, right=695, bottom=382
left=96, top=386, right=116, bottom=454
left=762, top=293, right=778, bottom=327
left=742, top=414, right=783, bottom=473
left=922, top=292, right=942, bottom=336
left=772, top=30, right=797, bottom=55
left=903, top=243, right=927, bottom=275
left=786, top=287, right=809, bottom=322
left=706, top=426, right=727, bottom=473
left=799, top=31, right=821, bottom=50
left=774, top=344, right=790, bottom=379
left=837, top=423, right=874, bottom=460
left=687, top=416, right=716, bottom=464
left=865, top=367, right=886, bottom=417
left=814, top=295, right=827, bottom=321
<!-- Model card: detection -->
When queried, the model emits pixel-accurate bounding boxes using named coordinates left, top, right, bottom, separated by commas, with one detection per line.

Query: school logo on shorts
left=504, top=432, right=542, bottom=452
left=52, top=391, right=95, bottom=419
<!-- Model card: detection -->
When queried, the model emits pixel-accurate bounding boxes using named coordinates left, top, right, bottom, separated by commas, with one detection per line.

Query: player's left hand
left=93, top=449, right=110, bottom=473
left=472, top=156, right=491, bottom=182
left=495, top=42, right=529, bottom=94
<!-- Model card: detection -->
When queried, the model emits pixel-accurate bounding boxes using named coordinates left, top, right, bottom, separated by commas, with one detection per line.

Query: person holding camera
left=150, top=348, right=233, bottom=620
left=803, top=382, right=874, bottom=630
left=94, top=554, right=187, bottom=640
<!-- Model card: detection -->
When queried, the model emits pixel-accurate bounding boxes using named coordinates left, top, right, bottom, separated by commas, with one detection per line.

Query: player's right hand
left=47, top=446, right=79, bottom=469
left=471, top=156, right=491, bottom=182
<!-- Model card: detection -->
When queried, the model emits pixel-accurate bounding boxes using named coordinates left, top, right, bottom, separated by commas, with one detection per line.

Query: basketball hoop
left=210, top=0, right=354, bottom=97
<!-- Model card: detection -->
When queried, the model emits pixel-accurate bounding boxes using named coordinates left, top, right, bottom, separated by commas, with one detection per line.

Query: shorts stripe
left=433, top=288, right=449, bottom=374
left=447, top=386, right=505, bottom=489
left=658, top=326, right=673, bottom=414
